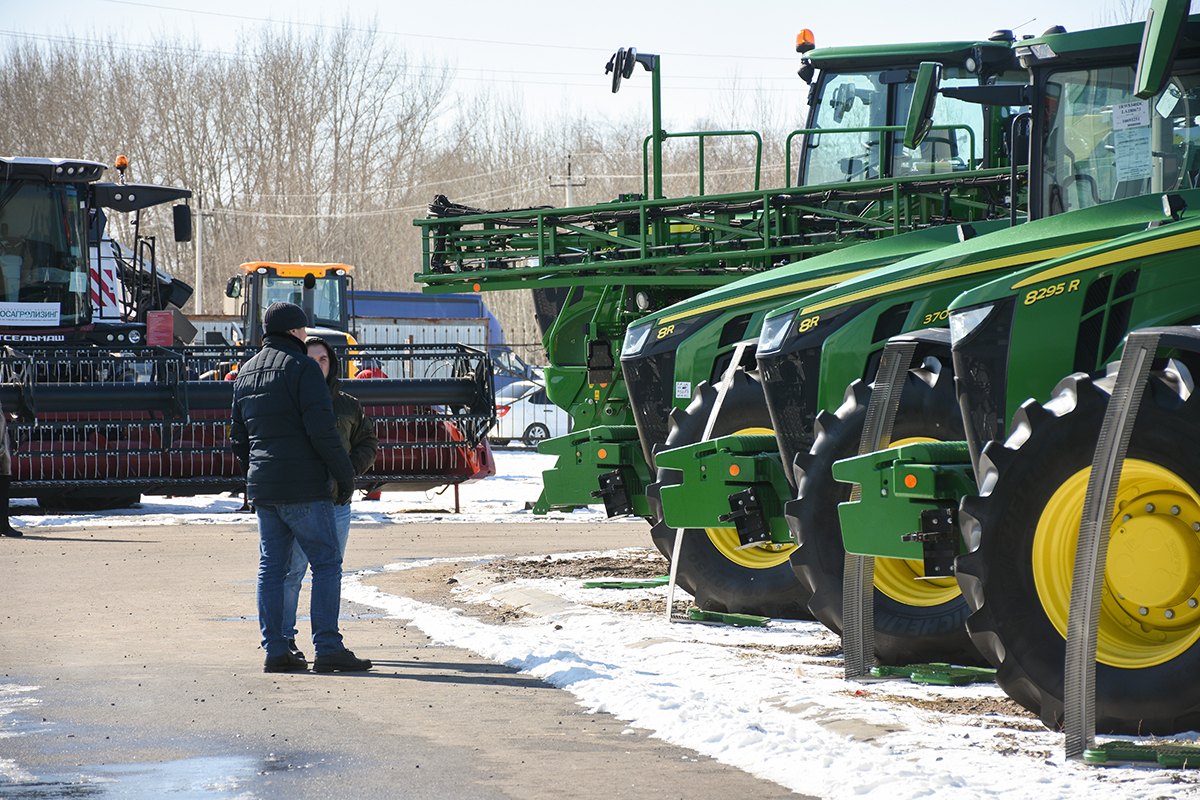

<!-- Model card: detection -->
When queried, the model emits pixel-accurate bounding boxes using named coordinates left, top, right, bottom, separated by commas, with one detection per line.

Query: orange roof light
left=238, top=261, right=355, bottom=277
left=114, top=154, right=129, bottom=171
left=796, top=30, right=816, bottom=53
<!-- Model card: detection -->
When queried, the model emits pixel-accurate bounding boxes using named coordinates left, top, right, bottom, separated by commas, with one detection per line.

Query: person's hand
left=336, top=478, right=355, bottom=506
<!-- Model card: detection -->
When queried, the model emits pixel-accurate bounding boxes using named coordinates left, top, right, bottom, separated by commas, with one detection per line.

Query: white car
left=489, top=380, right=571, bottom=446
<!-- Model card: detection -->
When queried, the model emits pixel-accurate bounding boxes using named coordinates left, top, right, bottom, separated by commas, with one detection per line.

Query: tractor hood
left=758, top=189, right=1200, bottom=335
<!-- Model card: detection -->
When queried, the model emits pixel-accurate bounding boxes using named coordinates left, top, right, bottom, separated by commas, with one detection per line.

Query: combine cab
left=0, top=156, right=193, bottom=347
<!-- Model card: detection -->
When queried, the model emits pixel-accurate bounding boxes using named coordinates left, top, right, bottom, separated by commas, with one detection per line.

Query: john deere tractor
left=640, top=4, right=1200, bottom=655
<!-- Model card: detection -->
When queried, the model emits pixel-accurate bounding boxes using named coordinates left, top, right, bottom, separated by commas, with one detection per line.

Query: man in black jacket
left=231, top=301, right=371, bottom=674
left=280, top=336, right=379, bottom=662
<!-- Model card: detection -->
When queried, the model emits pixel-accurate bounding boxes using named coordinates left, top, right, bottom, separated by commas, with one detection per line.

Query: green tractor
left=641, top=4, right=1200, bottom=658
left=847, top=2, right=1200, bottom=735
left=830, top=0, right=1200, bottom=736
left=650, top=0, right=1200, bottom=736
left=413, top=32, right=1025, bottom=538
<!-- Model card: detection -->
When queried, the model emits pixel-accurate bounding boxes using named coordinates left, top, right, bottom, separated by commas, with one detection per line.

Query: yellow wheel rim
left=1033, top=459, right=1200, bottom=668
left=704, top=426, right=796, bottom=570
left=873, top=436, right=962, bottom=607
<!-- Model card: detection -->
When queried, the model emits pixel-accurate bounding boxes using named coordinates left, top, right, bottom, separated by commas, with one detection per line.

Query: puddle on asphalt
left=0, top=753, right=314, bottom=798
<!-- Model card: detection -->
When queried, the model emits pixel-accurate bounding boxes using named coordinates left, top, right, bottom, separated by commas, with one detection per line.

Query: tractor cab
left=225, top=261, right=356, bottom=347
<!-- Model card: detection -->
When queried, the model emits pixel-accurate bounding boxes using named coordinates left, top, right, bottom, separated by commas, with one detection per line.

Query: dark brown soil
left=858, top=692, right=1042, bottom=728
left=482, top=552, right=670, bottom=580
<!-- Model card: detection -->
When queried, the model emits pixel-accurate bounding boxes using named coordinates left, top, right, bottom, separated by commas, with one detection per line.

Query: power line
left=0, top=29, right=803, bottom=91
left=94, top=0, right=797, bottom=62
left=200, top=163, right=787, bottom=221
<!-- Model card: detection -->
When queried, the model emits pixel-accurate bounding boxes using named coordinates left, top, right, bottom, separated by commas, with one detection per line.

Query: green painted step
left=870, top=662, right=997, bottom=686
left=683, top=608, right=771, bottom=627
left=1084, top=742, right=1200, bottom=768
left=582, top=576, right=670, bottom=589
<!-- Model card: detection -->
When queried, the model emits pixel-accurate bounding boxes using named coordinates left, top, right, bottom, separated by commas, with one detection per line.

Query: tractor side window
left=1042, top=67, right=1200, bottom=215
left=310, top=279, right=343, bottom=325
left=894, top=75, right=1001, bottom=175
left=805, top=67, right=1010, bottom=184
left=805, top=71, right=887, bottom=184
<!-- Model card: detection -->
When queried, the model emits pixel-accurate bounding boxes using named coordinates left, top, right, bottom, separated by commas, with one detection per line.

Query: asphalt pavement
left=0, top=519, right=810, bottom=799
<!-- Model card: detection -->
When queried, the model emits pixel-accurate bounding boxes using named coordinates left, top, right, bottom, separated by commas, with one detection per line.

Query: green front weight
left=655, top=434, right=793, bottom=540
left=534, top=426, right=651, bottom=516
left=832, top=441, right=974, bottom=559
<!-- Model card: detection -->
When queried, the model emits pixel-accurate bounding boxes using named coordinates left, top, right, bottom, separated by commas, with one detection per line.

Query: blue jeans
left=256, top=500, right=344, bottom=659
left=283, top=503, right=352, bottom=642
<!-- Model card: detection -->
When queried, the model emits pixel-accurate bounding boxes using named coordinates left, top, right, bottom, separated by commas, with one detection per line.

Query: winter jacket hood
left=305, top=335, right=379, bottom=477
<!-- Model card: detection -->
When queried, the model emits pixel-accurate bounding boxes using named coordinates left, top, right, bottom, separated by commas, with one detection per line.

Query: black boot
left=1, top=475, right=22, bottom=537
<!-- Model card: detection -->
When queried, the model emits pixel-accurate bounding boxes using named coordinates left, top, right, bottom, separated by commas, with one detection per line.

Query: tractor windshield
left=804, top=67, right=1001, bottom=184
left=1041, top=66, right=1200, bottom=215
left=0, top=181, right=89, bottom=327
left=260, top=274, right=345, bottom=328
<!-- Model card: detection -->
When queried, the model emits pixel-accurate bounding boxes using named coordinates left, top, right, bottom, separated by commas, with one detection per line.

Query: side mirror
left=607, top=48, right=627, bottom=93
left=173, top=204, right=193, bottom=242
left=904, top=62, right=943, bottom=149
left=1009, top=115, right=1031, bottom=168
left=606, top=47, right=639, bottom=93
left=831, top=83, right=856, bottom=123
left=622, top=48, right=637, bottom=80
left=1135, top=0, right=1188, bottom=99
left=225, top=275, right=242, bottom=299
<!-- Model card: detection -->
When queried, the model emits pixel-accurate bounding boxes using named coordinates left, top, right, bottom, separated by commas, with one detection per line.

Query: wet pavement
left=0, top=520, right=808, bottom=799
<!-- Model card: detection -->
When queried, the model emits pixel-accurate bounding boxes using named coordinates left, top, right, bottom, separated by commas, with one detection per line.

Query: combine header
left=0, top=342, right=494, bottom=509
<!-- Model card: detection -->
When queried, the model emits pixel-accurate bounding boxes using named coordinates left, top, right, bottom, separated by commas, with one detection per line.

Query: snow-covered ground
left=8, top=448, right=606, bottom=528
left=6, top=449, right=1200, bottom=798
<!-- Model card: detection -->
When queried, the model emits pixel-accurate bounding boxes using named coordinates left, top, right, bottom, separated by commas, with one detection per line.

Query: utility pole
left=193, top=198, right=215, bottom=315
left=549, top=155, right=587, bottom=206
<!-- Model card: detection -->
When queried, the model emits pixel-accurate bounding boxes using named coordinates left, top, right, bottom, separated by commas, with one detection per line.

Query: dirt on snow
left=361, top=550, right=1042, bottom=729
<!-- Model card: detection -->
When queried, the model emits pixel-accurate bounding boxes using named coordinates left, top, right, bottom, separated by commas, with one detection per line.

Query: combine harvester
left=0, top=157, right=494, bottom=509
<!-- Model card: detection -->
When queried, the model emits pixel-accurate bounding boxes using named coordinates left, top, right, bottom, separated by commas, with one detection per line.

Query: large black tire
left=957, top=371, right=1200, bottom=734
left=648, top=369, right=813, bottom=619
left=788, top=355, right=984, bottom=666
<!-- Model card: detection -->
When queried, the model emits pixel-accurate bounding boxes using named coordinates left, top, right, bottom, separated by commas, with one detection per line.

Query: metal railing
left=0, top=343, right=495, bottom=499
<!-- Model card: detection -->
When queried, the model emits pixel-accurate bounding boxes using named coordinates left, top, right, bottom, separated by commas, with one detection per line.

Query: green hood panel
left=765, top=191, right=1200, bottom=323
left=652, top=221, right=1002, bottom=328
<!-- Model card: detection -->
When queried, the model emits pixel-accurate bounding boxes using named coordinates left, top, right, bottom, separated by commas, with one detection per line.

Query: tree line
left=0, top=22, right=799, bottom=359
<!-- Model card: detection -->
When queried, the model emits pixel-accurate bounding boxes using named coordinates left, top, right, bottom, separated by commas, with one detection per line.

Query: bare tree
left=0, top=23, right=797, bottom=359
left=1101, top=0, right=1152, bottom=25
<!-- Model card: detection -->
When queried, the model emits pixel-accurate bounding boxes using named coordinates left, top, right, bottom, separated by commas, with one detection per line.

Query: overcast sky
left=1, top=0, right=1174, bottom=128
